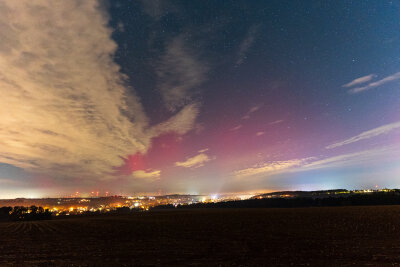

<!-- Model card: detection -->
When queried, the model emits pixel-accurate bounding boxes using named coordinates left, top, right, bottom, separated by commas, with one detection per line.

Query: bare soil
left=1, top=206, right=400, bottom=266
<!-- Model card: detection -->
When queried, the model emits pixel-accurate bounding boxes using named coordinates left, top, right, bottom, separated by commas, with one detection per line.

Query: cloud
left=348, top=72, right=400, bottom=94
left=256, top=132, right=265, bottom=136
left=242, top=105, right=261, bottom=120
left=150, top=103, right=199, bottom=136
left=326, top=121, right=400, bottom=149
left=132, top=169, right=161, bottom=180
left=234, top=159, right=312, bottom=178
left=301, top=146, right=400, bottom=171
left=156, top=35, right=208, bottom=111
left=342, top=74, right=376, bottom=88
left=198, top=148, right=209, bottom=153
left=268, top=120, right=284, bottom=125
left=175, top=153, right=213, bottom=168
left=236, top=25, right=260, bottom=66
left=0, top=1, right=197, bottom=180
left=234, top=145, right=400, bottom=178
left=249, top=105, right=261, bottom=113
left=231, top=125, right=243, bottom=131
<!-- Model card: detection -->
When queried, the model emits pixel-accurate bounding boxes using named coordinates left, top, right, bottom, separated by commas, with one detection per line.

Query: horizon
left=1, top=1, right=400, bottom=198
left=0, top=187, right=396, bottom=200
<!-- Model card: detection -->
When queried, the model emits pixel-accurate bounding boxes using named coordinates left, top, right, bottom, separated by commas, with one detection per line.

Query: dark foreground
left=1, top=206, right=400, bottom=266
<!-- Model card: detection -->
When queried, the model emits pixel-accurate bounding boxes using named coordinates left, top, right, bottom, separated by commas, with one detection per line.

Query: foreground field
left=1, top=206, right=400, bottom=266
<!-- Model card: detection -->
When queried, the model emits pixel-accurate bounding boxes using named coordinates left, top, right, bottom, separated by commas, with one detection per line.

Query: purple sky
left=0, top=0, right=400, bottom=198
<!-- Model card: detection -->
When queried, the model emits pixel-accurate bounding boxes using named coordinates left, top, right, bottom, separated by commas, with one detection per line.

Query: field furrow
left=0, top=207, right=400, bottom=266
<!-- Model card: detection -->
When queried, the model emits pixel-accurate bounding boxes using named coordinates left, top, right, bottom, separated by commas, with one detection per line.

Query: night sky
left=0, top=0, right=400, bottom=198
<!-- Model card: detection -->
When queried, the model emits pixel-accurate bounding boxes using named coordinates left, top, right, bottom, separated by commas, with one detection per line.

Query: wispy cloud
left=156, top=35, right=208, bottom=111
left=175, top=152, right=214, bottom=169
left=132, top=169, right=161, bottom=180
left=242, top=105, right=261, bottom=120
left=236, top=25, right=260, bottom=66
left=230, top=125, right=243, bottom=131
left=348, top=72, right=400, bottom=94
left=234, top=145, right=400, bottom=178
left=326, top=121, right=400, bottom=149
left=0, top=1, right=197, bottom=180
left=342, top=74, right=376, bottom=88
left=301, top=146, right=400, bottom=171
left=150, top=103, right=200, bottom=136
left=234, top=158, right=312, bottom=178
left=268, top=120, right=284, bottom=125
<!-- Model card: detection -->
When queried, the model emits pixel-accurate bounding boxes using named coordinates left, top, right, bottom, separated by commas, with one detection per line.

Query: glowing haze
left=0, top=0, right=400, bottom=198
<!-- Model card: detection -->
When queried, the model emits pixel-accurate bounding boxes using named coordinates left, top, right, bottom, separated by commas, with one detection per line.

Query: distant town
left=0, top=193, right=252, bottom=216
left=0, top=188, right=398, bottom=217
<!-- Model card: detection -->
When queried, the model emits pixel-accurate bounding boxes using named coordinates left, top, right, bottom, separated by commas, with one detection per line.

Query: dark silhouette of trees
left=115, top=207, right=131, bottom=214
left=0, top=206, right=52, bottom=221
left=0, top=206, right=12, bottom=221
left=10, top=206, right=28, bottom=220
left=30, top=205, right=38, bottom=214
left=151, top=191, right=400, bottom=210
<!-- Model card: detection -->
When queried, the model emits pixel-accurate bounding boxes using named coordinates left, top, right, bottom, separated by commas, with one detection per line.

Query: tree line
left=151, top=192, right=400, bottom=210
left=0, top=206, right=52, bottom=221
